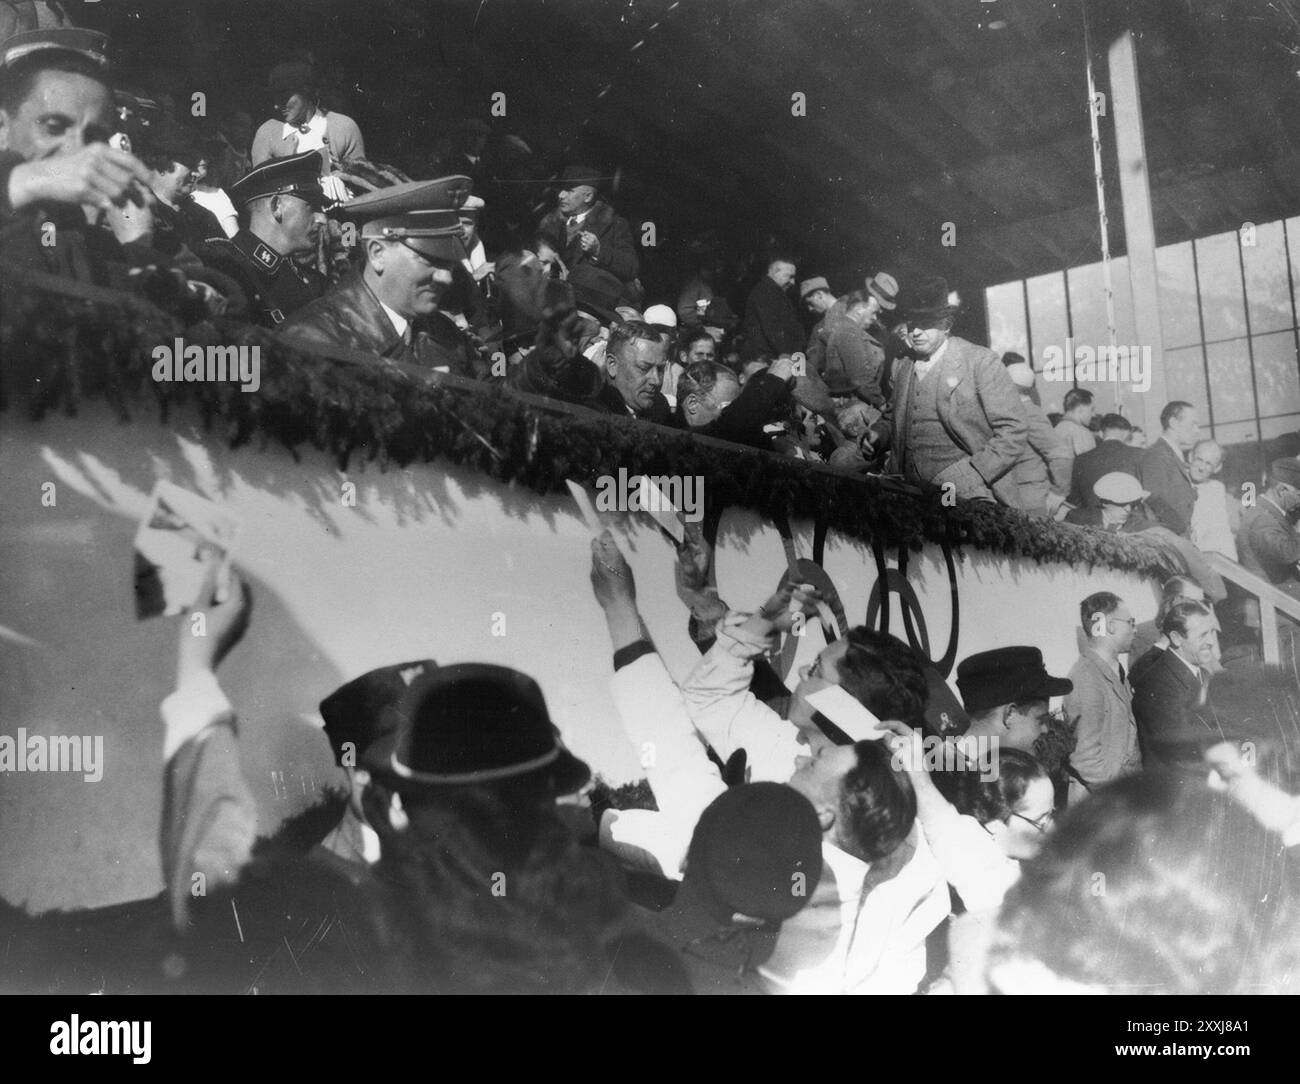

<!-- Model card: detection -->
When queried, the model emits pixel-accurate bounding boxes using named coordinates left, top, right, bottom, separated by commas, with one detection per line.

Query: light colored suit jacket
left=872, top=336, right=1038, bottom=511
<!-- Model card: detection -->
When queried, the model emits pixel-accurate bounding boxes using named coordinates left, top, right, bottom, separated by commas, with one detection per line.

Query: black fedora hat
left=319, top=660, right=437, bottom=774
left=557, top=164, right=603, bottom=190
left=895, top=274, right=958, bottom=324
left=956, top=646, right=1072, bottom=714
left=390, top=663, right=590, bottom=794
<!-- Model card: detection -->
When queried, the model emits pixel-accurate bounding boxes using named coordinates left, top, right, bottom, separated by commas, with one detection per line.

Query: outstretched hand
left=177, top=561, right=253, bottom=685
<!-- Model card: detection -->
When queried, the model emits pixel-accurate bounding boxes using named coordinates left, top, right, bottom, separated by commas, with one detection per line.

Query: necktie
left=566, top=215, right=581, bottom=239
left=1197, top=668, right=1209, bottom=706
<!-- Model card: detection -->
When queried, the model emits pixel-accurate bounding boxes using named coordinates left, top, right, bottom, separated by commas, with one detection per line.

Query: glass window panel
left=1205, top=339, right=1255, bottom=423
left=1067, top=261, right=1107, bottom=349
left=985, top=281, right=1028, bottom=358
left=1287, top=217, right=1300, bottom=320
left=1260, top=413, right=1300, bottom=441
left=1212, top=419, right=1261, bottom=446
left=1161, top=344, right=1208, bottom=411
left=1157, top=241, right=1201, bottom=349
left=1249, top=330, right=1300, bottom=418
left=1241, top=220, right=1294, bottom=335
left=1195, top=231, right=1247, bottom=342
left=1026, top=270, right=1068, bottom=372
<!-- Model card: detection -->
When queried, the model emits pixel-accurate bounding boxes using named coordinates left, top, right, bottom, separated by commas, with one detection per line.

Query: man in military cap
left=278, top=175, right=478, bottom=374
left=194, top=148, right=327, bottom=327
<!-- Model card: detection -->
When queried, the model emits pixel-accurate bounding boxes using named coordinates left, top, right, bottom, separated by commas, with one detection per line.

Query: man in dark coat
left=1069, top=413, right=1144, bottom=508
left=1236, top=457, right=1300, bottom=637
left=278, top=176, right=478, bottom=375
left=741, top=253, right=803, bottom=359
left=1130, top=599, right=1221, bottom=773
left=1140, top=400, right=1200, bottom=536
left=676, top=358, right=794, bottom=449
left=536, top=164, right=639, bottom=300
left=195, top=149, right=328, bottom=327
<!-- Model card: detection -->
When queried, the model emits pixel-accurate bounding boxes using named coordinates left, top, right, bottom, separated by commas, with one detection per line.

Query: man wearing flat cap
left=536, top=164, right=639, bottom=300
left=1237, top=457, right=1300, bottom=628
left=956, top=646, right=1072, bottom=753
left=279, top=175, right=478, bottom=374
left=864, top=274, right=1038, bottom=513
left=195, top=149, right=328, bottom=327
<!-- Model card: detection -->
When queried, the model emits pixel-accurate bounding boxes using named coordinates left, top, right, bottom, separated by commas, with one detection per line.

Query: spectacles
left=1112, top=616, right=1137, bottom=628
left=1011, top=809, right=1054, bottom=833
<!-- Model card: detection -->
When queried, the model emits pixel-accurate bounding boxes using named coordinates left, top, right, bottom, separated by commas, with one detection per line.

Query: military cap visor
left=343, top=176, right=472, bottom=261
left=229, top=149, right=329, bottom=208
left=1, top=28, right=109, bottom=69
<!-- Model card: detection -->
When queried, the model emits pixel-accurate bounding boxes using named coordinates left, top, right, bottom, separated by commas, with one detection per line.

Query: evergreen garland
left=0, top=272, right=1178, bottom=578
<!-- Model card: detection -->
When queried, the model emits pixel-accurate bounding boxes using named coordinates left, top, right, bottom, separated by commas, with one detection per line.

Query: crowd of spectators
left=4, top=20, right=1300, bottom=996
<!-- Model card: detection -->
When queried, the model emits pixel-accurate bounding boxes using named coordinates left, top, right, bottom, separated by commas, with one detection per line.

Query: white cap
left=643, top=304, right=677, bottom=328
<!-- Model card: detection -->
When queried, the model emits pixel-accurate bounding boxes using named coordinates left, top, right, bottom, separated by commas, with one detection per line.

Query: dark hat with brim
left=896, top=273, right=957, bottom=323
left=268, top=60, right=315, bottom=97
left=569, top=263, right=626, bottom=324
left=701, top=298, right=739, bottom=330
left=319, top=660, right=438, bottom=775
left=229, top=149, right=330, bottom=208
left=957, top=646, right=1072, bottom=714
left=344, top=176, right=473, bottom=262
left=1, top=27, right=109, bottom=69
left=388, top=663, right=590, bottom=795
left=558, top=164, right=603, bottom=190
left=1272, top=457, right=1300, bottom=489
left=685, top=783, right=823, bottom=924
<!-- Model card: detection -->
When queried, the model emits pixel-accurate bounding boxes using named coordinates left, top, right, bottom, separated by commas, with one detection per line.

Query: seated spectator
left=954, top=647, right=1072, bottom=754
left=1141, top=400, right=1200, bottom=536
left=590, top=547, right=949, bottom=993
left=700, top=297, right=739, bottom=344
left=1064, top=591, right=1142, bottom=804
left=135, top=123, right=222, bottom=255
left=1064, top=471, right=1157, bottom=532
left=1067, top=412, right=1142, bottom=508
left=536, top=164, right=639, bottom=301
left=988, top=774, right=1291, bottom=994
left=251, top=61, right=365, bottom=175
left=676, top=356, right=794, bottom=449
left=1130, top=599, right=1221, bottom=773
left=190, top=137, right=239, bottom=238
left=197, top=150, right=330, bottom=328
left=512, top=315, right=672, bottom=422
left=279, top=176, right=478, bottom=374
left=664, top=327, right=717, bottom=408
left=1188, top=438, right=1239, bottom=560
left=1053, top=388, right=1096, bottom=457
left=0, top=28, right=156, bottom=284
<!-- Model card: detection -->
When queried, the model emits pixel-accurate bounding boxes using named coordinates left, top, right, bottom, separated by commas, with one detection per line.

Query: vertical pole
left=1108, top=30, right=1167, bottom=434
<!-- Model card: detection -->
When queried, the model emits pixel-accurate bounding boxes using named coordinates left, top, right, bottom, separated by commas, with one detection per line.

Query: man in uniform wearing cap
left=537, top=164, right=639, bottom=302
left=194, top=149, right=328, bottom=327
left=1237, top=457, right=1300, bottom=632
left=0, top=26, right=157, bottom=281
left=279, top=175, right=478, bottom=374
left=864, top=274, right=1036, bottom=512
left=955, top=646, right=1072, bottom=754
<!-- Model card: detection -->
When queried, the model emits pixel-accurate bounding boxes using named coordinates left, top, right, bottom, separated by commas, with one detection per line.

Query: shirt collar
left=379, top=300, right=409, bottom=338
left=567, top=208, right=590, bottom=226
left=1168, top=647, right=1202, bottom=679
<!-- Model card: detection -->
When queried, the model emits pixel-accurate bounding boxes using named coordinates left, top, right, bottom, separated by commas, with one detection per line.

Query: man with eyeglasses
left=1064, top=591, right=1142, bottom=805
left=279, top=175, right=477, bottom=375
left=863, top=274, right=1036, bottom=512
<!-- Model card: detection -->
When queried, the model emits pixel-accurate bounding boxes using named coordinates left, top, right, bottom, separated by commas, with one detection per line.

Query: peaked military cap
left=1, top=26, right=109, bottom=68
left=229, top=149, right=328, bottom=208
left=342, top=176, right=472, bottom=261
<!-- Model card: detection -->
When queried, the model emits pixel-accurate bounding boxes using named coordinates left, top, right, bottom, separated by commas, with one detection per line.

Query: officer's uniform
left=196, top=150, right=327, bottom=328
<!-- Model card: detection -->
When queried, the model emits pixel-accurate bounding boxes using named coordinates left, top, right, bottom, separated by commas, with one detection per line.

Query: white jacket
left=606, top=639, right=950, bottom=994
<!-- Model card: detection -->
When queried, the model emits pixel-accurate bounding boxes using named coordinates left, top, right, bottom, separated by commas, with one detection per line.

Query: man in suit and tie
left=278, top=176, right=478, bottom=375
left=1140, top=400, right=1201, bottom=536
left=863, top=274, right=1037, bottom=513
left=1131, top=599, right=1220, bottom=773
left=1068, top=413, right=1144, bottom=509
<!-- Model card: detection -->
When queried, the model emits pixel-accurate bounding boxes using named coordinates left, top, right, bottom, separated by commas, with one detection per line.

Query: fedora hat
left=865, top=272, right=899, bottom=310
left=895, top=274, right=957, bottom=324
